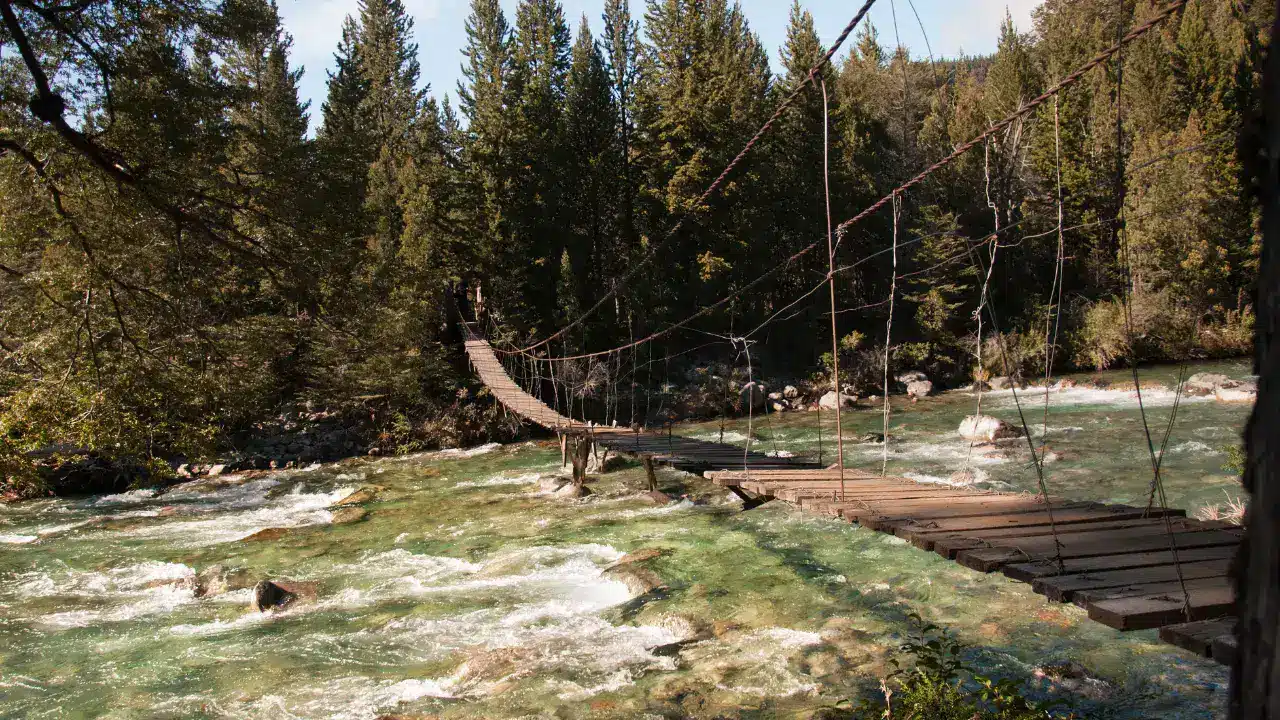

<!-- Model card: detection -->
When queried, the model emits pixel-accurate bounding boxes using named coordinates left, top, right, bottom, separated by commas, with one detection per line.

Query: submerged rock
left=643, top=490, right=673, bottom=505
left=553, top=482, right=590, bottom=499
left=330, top=506, right=368, bottom=524
left=250, top=580, right=295, bottom=611
left=651, top=613, right=711, bottom=643
left=958, top=415, right=1023, bottom=442
left=241, top=527, right=290, bottom=542
left=331, top=485, right=381, bottom=507
left=458, top=646, right=535, bottom=685
left=195, top=564, right=254, bottom=597
left=604, top=565, right=665, bottom=596
left=609, top=547, right=669, bottom=568
left=1033, top=660, right=1113, bottom=701
left=538, top=476, right=570, bottom=493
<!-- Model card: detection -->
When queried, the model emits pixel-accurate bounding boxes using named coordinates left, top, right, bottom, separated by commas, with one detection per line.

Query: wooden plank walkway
left=463, top=336, right=822, bottom=473
left=706, top=468, right=1240, bottom=663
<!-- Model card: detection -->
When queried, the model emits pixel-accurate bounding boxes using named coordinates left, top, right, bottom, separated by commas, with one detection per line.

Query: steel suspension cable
left=1109, top=0, right=1193, bottom=616
left=1040, top=95, right=1068, bottom=453
left=821, top=77, right=847, bottom=497
left=966, top=244, right=1067, bottom=572
left=882, top=191, right=900, bottom=477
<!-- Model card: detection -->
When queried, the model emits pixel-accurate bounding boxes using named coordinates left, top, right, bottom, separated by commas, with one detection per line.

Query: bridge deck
left=464, top=337, right=822, bottom=472
left=707, top=469, right=1240, bottom=664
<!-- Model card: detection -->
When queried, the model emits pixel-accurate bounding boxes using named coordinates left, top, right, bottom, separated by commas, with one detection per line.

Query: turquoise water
left=0, top=361, right=1251, bottom=718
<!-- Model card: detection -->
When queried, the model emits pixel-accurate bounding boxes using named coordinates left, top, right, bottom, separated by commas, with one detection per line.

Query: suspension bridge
left=459, top=0, right=1242, bottom=666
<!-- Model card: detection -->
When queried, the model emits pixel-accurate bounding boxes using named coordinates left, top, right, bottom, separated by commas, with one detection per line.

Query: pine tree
left=316, top=16, right=374, bottom=276
left=357, top=0, right=424, bottom=284
left=221, top=0, right=317, bottom=398
left=563, top=16, right=620, bottom=331
left=602, top=0, right=642, bottom=272
left=505, top=0, right=572, bottom=334
left=457, top=0, right=514, bottom=314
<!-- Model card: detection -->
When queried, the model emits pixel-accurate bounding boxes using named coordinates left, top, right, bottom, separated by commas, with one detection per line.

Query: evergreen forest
left=0, top=0, right=1272, bottom=496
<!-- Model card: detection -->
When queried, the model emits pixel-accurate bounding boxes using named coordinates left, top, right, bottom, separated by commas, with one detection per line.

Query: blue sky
left=277, top=0, right=1040, bottom=131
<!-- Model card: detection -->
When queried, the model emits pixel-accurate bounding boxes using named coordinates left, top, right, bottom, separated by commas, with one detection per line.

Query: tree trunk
left=1230, top=5, right=1280, bottom=717
left=643, top=455, right=657, bottom=492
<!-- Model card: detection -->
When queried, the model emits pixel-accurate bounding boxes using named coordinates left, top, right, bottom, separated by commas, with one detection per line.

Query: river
left=0, top=360, right=1252, bottom=718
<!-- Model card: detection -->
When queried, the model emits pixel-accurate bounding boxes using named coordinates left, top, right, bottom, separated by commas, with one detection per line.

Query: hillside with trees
left=0, top=0, right=1271, bottom=496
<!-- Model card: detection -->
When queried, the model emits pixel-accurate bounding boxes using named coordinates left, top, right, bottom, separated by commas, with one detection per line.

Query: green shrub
left=974, top=331, right=1050, bottom=383
left=1072, top=291, right=1250, bottom=369
left=852, top=614, right=1066, bottom=720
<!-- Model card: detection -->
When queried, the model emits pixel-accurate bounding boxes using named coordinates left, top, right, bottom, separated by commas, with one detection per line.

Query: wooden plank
left=1087, top=585, right=1235, bottom=631
left=1159, top=618, right=1237, bottom=658
left=893, top=504, right=1183, bottom=543
left=1034, top=559, right=1233, bottom=602
left=1002, top=545, right=1240, bottom=582
left=928, top=517, right=1225, bottom=559
left=1211, top=633, right=1238, bottom=665
left=781, top=486, right=971, bottom=504
left=794, top=488, right=984, bottom=509
left=839, top=495, right=1049, bottom=524
left=1074, top=575, right=1232, bottom=608
left=958, top=529, right=1240, bottom=573
left=858, top=499, right=1063, bottom=530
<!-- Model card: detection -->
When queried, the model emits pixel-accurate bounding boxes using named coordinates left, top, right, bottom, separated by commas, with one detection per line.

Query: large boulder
left=587, top=451, right=627, bottom=474
left=958, top=415, right=1023, bottom=442
left=1183, top=373, right=1241, bottom=397
left=818, top=391, right=857, bottom=410
left=906, top=380, right=934, bottom=398
left=250, top=580, right=295, bottom=611
left=1215, top=379, right=1257, bottom=404
left=739, top=383, right=767, bottom=410
left=783, top=385, right=800, bottom=399
left=988, top=376, right=1019, bottom=390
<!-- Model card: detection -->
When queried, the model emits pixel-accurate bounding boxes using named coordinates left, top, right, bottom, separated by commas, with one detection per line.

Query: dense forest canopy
left=0, top=0, right=1272, bottom=494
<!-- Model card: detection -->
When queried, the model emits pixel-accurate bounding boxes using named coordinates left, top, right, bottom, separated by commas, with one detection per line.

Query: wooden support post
left=570, top=435, right=591, bottom=487
left=559, top=432, right=567, bottom=468
left=1232, top=5, right=1280, bottom=718
left=643, top=455, right=657, bottom=492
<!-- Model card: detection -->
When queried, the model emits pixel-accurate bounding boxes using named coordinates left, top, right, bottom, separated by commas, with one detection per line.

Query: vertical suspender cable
left=1109, top=0, right=1192, bottom=617
left=882, top=191, right=900, bottom=477
left=821, top=78, right=846, bottom=497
